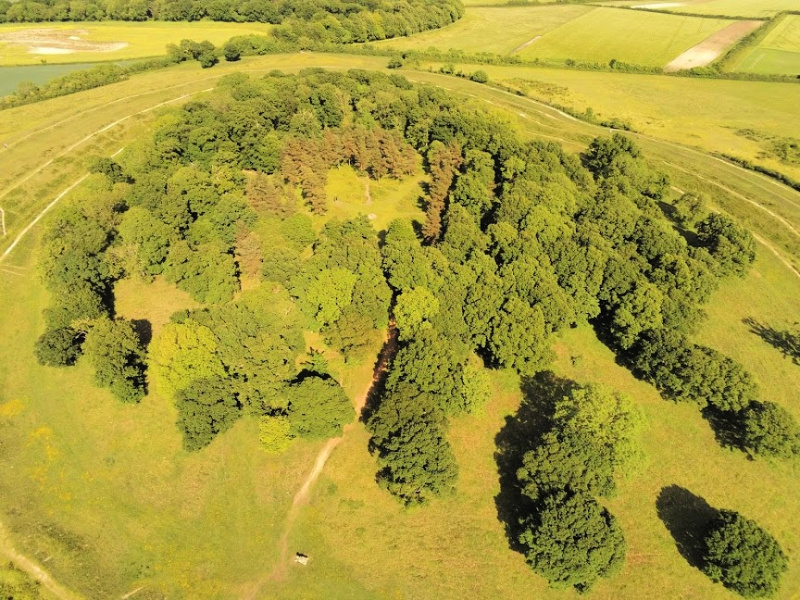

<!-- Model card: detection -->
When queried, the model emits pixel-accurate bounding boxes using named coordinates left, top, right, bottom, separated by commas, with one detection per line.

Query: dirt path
left=0, top=521, right=81, bottom=600
left=664, top=20, right=763, bottom=72
left=511, top=35, right=541, bottom=54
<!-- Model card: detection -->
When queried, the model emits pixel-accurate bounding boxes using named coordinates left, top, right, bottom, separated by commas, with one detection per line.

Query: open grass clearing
left=515, top=7, right=734, bottom=67
left=0, top=21, right=272, bottom=66
left=727, top=14, right=800, bottom=74
left=372, top=5, right=591, bottom=55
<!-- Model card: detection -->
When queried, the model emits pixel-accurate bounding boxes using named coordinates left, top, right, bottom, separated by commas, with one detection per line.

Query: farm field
left=418, top=60, right=800, bottom=186
left=0, top=62, right=104, bottom=96
left=514, top=7, right=734, bottom=67
left=0, top=21, right=272, bottom=66
left=2, top=47, right=800, bottom=600
left=728, top=14, right=800, bottom=74
left=602, top=0, right=800, bottom=18
left=373, top=5, right=593, bottom=55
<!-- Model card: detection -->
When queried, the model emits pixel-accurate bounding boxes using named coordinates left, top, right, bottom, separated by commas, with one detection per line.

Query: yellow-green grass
left=516, top=7, right=734, bottom=67
left=373, top=5, right=592, bottom=55
left=417, top=61, right=800, bottom=186
left=259, top=247, right=800, bottom=600
left=323, top=164, right=426, bottom=231
left=0, top=21, right=272, bottom=66
left=461, top=0, right=564, bottom=5
left=600, top=0, right=798, bottom=18
left=728, top=14, right=800, bottom=74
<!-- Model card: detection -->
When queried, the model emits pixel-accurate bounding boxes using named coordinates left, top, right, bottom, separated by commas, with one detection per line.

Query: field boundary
left=715, top=12, right=786, bottom=71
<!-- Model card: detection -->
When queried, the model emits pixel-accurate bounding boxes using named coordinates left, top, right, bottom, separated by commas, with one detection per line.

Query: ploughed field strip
left=664, top=19, right=763, bottom=71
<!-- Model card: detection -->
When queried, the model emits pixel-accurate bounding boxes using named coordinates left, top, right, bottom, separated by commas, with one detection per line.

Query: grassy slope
left=422, top=62, right=800, bottom=182
left=1, top=52, right=800, bottom=599
left=0, top=21, right=272, bottom=66
left=517, top=7, right=733, bottom=67
left=372, top=5, right=592, bottom=55
left=731, top=14, right=800, bottom=74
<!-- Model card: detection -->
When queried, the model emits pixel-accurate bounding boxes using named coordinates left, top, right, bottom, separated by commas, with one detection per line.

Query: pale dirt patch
left=511, top=35, right=542, bottom=54
left=664, top=19, right=763, bottom=71
left=633, top=2, right=684, bottom=8
left=0, top=28, right=129, bottom=54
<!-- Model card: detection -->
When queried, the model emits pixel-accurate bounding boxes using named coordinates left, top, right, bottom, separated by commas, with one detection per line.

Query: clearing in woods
left=664, top=19, right=763, bottom=71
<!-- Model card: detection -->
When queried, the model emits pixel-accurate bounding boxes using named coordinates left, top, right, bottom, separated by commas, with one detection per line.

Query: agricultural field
left=516, top=7, right=736, bottom=67
left=0, top=21, right=272, bottom=66
left=602, top=0, right=800, bottom=18
left=727, top=14, right=800, bottom=74
left=373, top=5, right=592, bottom=55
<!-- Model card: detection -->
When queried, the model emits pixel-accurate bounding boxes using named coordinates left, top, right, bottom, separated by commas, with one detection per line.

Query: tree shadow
left=359, top=324, right=399, bottom=424
left=701, top=406, right=749, bottom=457
left=744, top=318, right=800, bottom=365
left=493, top=372, right=579, bottom=553
left=656, top=485, right=720, bottom=570
left=131, top=319, right=152, bottom=348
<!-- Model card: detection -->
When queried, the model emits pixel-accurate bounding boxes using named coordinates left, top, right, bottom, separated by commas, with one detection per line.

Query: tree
left=696, top=213, right=756, bottom=278
left=702, top=510, right=788, bottom=598
left=470, top=70, right=489, bottom=84
left=175, top=376, right=242, bottom=451
left=83, top=317, right=147, bottom=403
left=149, top=321, right=226, bottom=398
left=259, top=415, right=294, bottom=453
left=518, top=491, right=626, bottom=592
left=34, top=327, right=81, bottom=367
left=287, top=375, right=353, bottom=439
left=742, top=401, right=800, bottom=459
left=223, top=41, right=241, bottom=61
left=394, top=287, right=440, bottom=341
left=673, top=192, right=707, bottom=227
left=367, top=382, right=458, bottom=505
left=197, top=40, right=218, bottom=68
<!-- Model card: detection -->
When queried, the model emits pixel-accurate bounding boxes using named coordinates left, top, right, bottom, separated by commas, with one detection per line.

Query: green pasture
left=2, top=53, right=800, bottom=598
left=0, top=21, right=272, bottom=66
left=729, top=14, right=800, bottom=74
left=516, top=7, right=733, bottom=67
left=373, top=5, right=592, bottom=55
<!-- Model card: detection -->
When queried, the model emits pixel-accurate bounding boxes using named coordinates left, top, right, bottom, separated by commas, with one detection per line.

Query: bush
left=223, top=41, right=241, bottom=62
left=470, top=70, right=489, bottom=84
left=34, top=327, right=81, bottom=367
left=702, top=510, right=788, bottom=597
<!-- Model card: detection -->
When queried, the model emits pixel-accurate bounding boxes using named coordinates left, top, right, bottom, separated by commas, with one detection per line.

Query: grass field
left=0, top=21, right=272, bottom=66
left=728, top=14, right=800, bottom=74
left=425, top=61, right=800, bottom=183
left=601, top=0, right=800, bottom=18
left=516, top=7, right=735, bottom=67
left=2, top=52, right=800, bottom=599
left=374, top=5, right=592, bottom=55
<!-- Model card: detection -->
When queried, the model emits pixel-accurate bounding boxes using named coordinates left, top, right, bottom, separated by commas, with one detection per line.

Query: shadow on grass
left=493, top=371, right=578, bottom=553
left=131, top=318, right=152, bottom=347
left=744, top=318, right=800, bottom=365
left=702, top=406, right=750, bottom=457
left=656, top=485, right=720, bottom=570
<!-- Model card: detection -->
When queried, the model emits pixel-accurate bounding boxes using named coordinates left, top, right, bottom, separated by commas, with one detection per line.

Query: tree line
left=32, top=69, right=796, bottom=593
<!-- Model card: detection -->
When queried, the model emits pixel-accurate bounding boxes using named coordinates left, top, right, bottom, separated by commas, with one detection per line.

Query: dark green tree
left=287, top=375, right=353, bottom=439
left=83, top=317, right=147, bottom=404
left=175, top=377, right=242, bottom=451
left=702, top=510, right=788, bottom=598
left=34, top=327, right=81, bottom=367
left=742, top=401, right=800, bottom=459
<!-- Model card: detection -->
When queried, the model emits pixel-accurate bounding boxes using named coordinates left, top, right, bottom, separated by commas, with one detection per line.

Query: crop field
left=0, top=21, right=272, bottom=66
left=601, top=0, right=800, bottom=18
left=515, top=7, right=735, bottom=67
left=728, top=14, right=800, bottom=74
left=2, top=49, right=800, bottom=600
left=373, top=5, right=592, bottom=55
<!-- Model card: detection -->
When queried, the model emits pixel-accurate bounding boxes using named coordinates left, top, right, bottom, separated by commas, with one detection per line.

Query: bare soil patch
left=511, top=35, right=542, bottom=54
left=0, top=28, right=128, bottom=54
left=665, top=20, right=762, bottom=71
